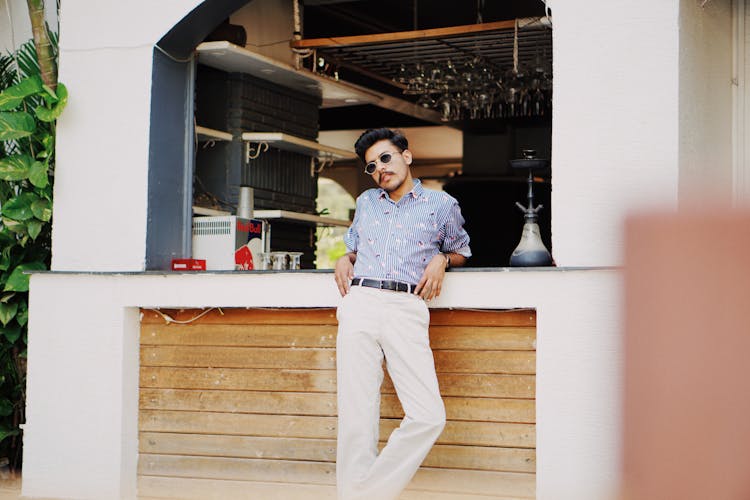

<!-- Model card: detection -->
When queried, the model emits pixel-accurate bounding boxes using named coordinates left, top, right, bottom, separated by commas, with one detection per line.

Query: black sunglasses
left=364, top=151, right=402, bottom=175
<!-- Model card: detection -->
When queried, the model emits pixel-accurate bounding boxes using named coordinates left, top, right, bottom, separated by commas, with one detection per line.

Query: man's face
left=365, top=139, right=413, bottom=196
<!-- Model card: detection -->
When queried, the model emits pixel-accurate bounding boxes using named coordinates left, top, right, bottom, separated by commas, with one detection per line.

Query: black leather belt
left=351, top=278, right=416, bottom=294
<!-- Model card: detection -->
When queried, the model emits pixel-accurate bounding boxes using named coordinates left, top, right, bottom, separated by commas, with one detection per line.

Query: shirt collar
left=377, top=179, right=423, bottom=200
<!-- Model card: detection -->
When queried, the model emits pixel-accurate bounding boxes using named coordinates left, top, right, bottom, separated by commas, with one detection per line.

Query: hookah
left=509, top=149, right=552, bottom=266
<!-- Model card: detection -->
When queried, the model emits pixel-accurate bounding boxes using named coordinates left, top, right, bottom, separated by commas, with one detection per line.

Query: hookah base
left=510, top=249, right=552, bottom=267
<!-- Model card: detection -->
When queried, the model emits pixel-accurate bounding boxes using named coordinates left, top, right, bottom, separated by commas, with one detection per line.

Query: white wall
left=50, top=0, right=203, bottom=272
left=23, top=269, right=621, bottom=500
left=679, top=0, right=734, bottom=203
left=0, top=0, right=58, bottom=53
left=739, top=0, right=750, bottom=203
left=550, top=0, right=681, bottom=267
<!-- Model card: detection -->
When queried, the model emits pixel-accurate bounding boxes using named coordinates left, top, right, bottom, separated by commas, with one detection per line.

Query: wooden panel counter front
left=137, top=307, right=537, bottom=499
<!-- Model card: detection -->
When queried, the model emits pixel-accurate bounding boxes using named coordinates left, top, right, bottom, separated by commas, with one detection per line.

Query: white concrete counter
left=24, top=268, right=622, bottom=500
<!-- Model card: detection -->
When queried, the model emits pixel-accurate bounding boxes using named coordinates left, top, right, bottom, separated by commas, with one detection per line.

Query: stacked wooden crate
left=138, top=307, right=536, bottom=499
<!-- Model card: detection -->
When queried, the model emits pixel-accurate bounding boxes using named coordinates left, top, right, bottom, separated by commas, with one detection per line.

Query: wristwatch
left=444, top=253, right=451, bottom=270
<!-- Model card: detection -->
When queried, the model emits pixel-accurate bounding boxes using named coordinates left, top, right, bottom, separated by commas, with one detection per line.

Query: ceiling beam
left=290, top=19, right=520, bottom=49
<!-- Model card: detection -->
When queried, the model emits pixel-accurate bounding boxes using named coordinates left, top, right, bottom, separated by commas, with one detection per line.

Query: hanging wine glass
left=416, top=93, right=436, bottom=108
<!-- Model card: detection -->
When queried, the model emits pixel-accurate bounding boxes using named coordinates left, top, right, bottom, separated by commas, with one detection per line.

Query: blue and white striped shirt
left=344, top=180, right=471, bottom=284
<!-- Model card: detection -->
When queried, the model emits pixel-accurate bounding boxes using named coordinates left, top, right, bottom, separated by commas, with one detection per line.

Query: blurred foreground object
left=622, top=209, right=750, bottom=500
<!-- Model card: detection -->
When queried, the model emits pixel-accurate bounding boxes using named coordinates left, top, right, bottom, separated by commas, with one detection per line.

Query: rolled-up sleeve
left=441, top=201, right=471, bottom=258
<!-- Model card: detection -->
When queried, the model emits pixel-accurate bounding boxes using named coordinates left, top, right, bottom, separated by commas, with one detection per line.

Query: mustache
left=378, top=171, right=396, bottom=180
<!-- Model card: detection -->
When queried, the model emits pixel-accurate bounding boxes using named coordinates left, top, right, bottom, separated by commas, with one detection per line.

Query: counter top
left=30, top=266, right=617, bottom=276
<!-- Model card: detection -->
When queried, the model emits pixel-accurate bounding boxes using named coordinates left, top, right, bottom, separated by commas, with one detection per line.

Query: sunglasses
left=364, top=151, right=402, bottom=175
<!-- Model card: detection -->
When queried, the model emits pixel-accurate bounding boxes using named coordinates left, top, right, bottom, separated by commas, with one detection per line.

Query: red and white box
left=171, top=259, right=206, bottom=271
left=192, top=216, right=267, bottom=271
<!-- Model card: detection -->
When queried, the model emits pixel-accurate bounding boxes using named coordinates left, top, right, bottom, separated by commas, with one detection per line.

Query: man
left=334, top=128, right=471, bottom=500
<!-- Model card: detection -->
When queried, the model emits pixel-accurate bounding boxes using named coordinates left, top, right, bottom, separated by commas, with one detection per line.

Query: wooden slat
left=140, top=411, right=534, bottom=448
left=424, top=444, right=535, bottom=473
left=139, top=433, right=534, bottom=472
left=386, top=373, right=536, bottom=399
left=141, top=308, right=338, bottom=325
left=140, top=410, right=337, bottom=439
left=433, top=350, right=535, bottom=374
left=140, top=307, right=535, bottom=327
left=137, top=475, right=500, bottom=500
left=140, top=346, right=336, bottom=370
left=424, top=421, right=535, bottom=449
left=139, top=454, right=335, bottom=485
left=429, top=326, right=536, bottom=350
left=289, top=20, right=518, bottom=49
left=141, top=367, right=534, bottom=398
left=141, top=346, right=533, bottom=374
left=137, top=475, right=335, bottom=500
left=139, top=389, right=336, bottom=417
left=139, top=433, right=336, bottom=462
left=429, top=309, right=535, bottom=327
left=141, top=324, right=337, bottom=347
left=139, top=389, right=535, bottom=423
left=140, top=367, right=337, bottom=392
left=137, top=468, right=534, bottom=499
left=141, top=324, right=535, bottom=350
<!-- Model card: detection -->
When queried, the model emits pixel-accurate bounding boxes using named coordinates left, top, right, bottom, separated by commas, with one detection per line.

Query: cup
left=257, top=252, right=272, bottom=270
left=287, top=252, right=303, bottom=270
left=270, top=251, right=288, bottom=270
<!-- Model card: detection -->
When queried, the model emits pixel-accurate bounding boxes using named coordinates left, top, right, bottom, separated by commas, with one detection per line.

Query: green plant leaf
left=0, top=75, right=43, bottom=111
left=16, top=302, right=27, bottom=327
left=0, top=302, right=17, bottom=326
left=28, top=161, right=48, bottom=188
left=35, top=83, right=67, bottom=123
left=0, top=154, right=33, bottom=181
left=0, top=293, right=15, bottom=303
left=2, top=192, right=39, bottom=221
left=0, top=427, right=19, bottom=444
left=41, top=84, right=57, bottom=101
left=26, top=219, right=42, bottom=240
left=0, top=111, right=35, bottom=141
left=30, top=198, right=51, bottom=221
left=0, top=231, right=16, bottom=248
left=1, top=217, right=25, bottom=233
left=0, top=399, right=13, bottom=417
left=1, top=326, right=21, bottom=343
left=0, top=258, right=8, bottom=272
left=4, top=261, right=46, bottom=292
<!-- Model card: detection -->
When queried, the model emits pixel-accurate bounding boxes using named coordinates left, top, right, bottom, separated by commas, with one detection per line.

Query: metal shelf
left=196, top=41, right=381, bottom=108
left=196, top=126, right=232, bottom=142
left=192, top=207, right=351, bottom=227
left=253, top=209, right=351, bottom=227
left=241, top=131, right=356, bottom=160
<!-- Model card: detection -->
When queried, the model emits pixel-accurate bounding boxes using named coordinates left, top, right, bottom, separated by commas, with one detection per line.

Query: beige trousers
left=335, top=286, right=446, bottom=500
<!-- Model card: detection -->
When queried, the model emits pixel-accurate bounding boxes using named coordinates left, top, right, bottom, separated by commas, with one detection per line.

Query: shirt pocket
left=408, top=213, right=438, bottom=249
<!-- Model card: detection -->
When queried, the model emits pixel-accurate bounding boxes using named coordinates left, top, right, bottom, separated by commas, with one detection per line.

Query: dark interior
left=299, top=0, right=553, bottom=266
left=182, top=0, right=553, bottom=269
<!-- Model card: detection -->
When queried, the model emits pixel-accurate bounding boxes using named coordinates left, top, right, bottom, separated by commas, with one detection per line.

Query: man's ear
left=402, top=149, right=413, bottom=165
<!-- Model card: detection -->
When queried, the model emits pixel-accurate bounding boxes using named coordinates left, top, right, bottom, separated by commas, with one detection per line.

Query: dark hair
left=354, top=128, right=408, bottom=163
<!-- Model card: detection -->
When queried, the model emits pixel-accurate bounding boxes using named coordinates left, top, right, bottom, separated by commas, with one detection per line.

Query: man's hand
left=414, top=254, right=448, bottom=301
left=334, top=253, right=356, bottom=296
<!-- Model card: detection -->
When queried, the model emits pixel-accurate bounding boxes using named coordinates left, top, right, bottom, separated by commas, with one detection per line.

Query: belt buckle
left=381, top=280, right=395, bottom=291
